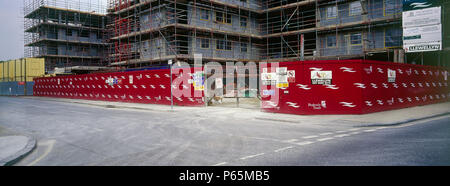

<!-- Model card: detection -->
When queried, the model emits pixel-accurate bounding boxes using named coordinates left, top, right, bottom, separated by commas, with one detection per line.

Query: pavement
left=0, top=96, right=448, bottom=166
left=23, top=96, right=450, bottom=127
left=0, top=126, right=36, bottom=166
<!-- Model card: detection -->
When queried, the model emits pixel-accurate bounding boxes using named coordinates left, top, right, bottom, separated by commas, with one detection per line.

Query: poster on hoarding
left=261, top=72, right=276, bottom=86
left=276, top=67, right=289, bottom=88
left=311, top=71, right=332, bottom=85
left=287, top=70, right=296, bottom=83
left=193, top=72, right=204, bottom=91
left=388, top=69, right=396, bottom=82
left=106, top=77, right=122, bottom=86
left=129, top=75, right=133, bottom=84
left=262, top=89, right=275, bottom=96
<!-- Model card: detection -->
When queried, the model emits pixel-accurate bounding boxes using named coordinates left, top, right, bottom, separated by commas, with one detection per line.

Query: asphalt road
left=0, top=96, right=449, bottom=166
left=236, top=116, right=450, bottom=166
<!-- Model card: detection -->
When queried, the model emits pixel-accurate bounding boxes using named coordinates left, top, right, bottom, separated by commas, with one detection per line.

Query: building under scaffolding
left=106, top=0, right=408, bottom=69
left=24, top=0, right=110, bottom=74
left=24, top=0, right=447, bottom=71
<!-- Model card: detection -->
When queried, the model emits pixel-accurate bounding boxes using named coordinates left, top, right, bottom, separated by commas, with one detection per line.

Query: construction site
left=24, top=0, right=110, bottom=74
left=18, top=0, right=449, bottom=104
left=2, top=0, right=450, bottom=168
left=22, top=0, right=450, bottom=71
left=105, top=0, right=409, bottom=69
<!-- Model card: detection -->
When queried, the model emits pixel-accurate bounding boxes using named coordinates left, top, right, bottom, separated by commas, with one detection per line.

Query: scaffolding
left=261, top=0, right=404, bottom=62
left=106, top=0, right=405, bottom=69
left=24, top=0, right=109, bottom=73
left=107, top=0, right=266, bottom=69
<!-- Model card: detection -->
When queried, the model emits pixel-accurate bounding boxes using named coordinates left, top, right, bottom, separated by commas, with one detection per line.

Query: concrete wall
left=319, top=32, right=364, bottom=57
left=138, top=35, right=261, bottom=61
left=57, top=45, right=100, bottom=57
left=39, top=28, right=103, bottom=43
left=39, top=44, right=102, bottom=57
left=368, top=0, right=402, bottom=19
left=140, top=8, right=174, bottom=31
left=36, top=27, right=104, bottom=57
left=318, top=0, right=402, bottom=27
left=57, top=29, right=103, bottom=43
left=318, top=26, right=402, bottom=57
left=140, top=37, right=174, bottom=60
left=214, top=0, right=262, bottom=10
left=189, top=37, right=260, bottom=60
left=187, top=5, right=261, bottom=35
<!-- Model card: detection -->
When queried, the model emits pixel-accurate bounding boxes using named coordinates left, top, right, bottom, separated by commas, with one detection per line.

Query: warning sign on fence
left=261, top=69, right=276, bottom=86
left=287, top=70, right=296, bottom=83
left=276, top=67, right=289, bottom=88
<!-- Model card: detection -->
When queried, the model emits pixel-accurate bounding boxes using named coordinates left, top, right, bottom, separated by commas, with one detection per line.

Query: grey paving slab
left=0, top=135, right=36, bottom=166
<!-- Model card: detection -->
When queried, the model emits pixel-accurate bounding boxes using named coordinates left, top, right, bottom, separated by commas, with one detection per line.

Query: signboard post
left=168, top=59, right=173, bottom=110
left=300, top=34, right=305, bottom=61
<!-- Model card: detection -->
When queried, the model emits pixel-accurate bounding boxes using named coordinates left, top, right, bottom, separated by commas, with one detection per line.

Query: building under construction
left=24, top=0, right=110, bottom=74
left=24, top=0, right=448, bottom=71
left=106, top=0, right=407, bottom=69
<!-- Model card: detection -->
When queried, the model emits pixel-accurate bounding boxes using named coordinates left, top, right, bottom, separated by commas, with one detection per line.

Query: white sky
left=0, top=0, right=108, bottom=61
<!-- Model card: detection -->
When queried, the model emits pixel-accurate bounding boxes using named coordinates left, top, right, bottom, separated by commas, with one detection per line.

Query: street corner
left=0, top=135, right=36, bottom=166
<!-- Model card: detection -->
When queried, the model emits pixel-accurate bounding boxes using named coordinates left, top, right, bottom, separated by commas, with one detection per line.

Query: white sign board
left=276, top=67, right=288, bottom=88
left=402, top=7, right=441, bottom=28
left=402, top=6, right=442, bottom=53
left=276, top=68, right=288, bottom=84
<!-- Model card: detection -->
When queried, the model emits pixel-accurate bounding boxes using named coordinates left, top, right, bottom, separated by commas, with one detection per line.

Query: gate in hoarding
left=204, top=65, right=260, bottom=109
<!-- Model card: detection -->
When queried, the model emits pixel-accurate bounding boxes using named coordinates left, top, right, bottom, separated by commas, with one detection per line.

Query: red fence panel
left=34, top=60, right=449, bottom=114
left=261, top=60, right=449, bottom=115
left=33, top=67, right=205, bottom=107
left=360, top=61, right=450, bottom=114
